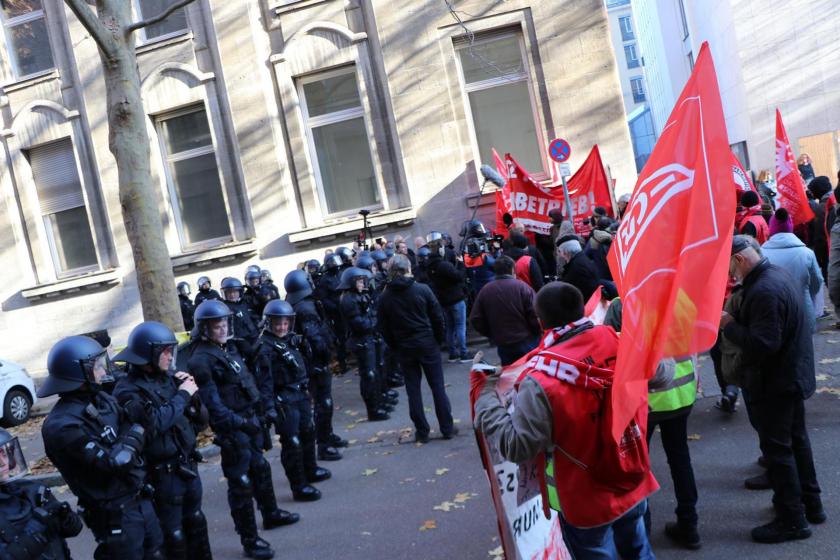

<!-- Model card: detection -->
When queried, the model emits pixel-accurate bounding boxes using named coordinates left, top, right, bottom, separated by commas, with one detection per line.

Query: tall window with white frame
left=134, top=0, right=189, bottom=41
left=624, top=44, right=640, bottom=69
left=456, top=31, right=544, bottom=174
left=0, top=0, right=54, bottom=80
left=630, top=77, right=645, bottom=103
left=299, top=67, right=380, bottom=217
left=619, top=16, right=634, bottom=41
left=157, top=106, right=231, bottom=249
left=26, top=138, right=98, bottom=276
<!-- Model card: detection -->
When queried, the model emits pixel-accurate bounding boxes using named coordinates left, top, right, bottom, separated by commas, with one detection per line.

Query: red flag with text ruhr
left=775, top=109, right=814, bottom=225
left=607, top=43, right=735, bottom=441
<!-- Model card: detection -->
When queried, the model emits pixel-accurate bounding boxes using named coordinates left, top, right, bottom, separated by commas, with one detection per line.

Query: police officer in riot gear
left=177, top=282, right=196, bottom=331
left=285, top=270, right=347, bottom=460
left=0, top=427, right=83, bottom=559
left=194, top=276, right=221, bottom=306
left=368, top=252, right=405, bottom=390
left=415, top=246, right=432, bottom=284
left=40, top=335, right=164, bottom=559
left=243, top=269, right=264, bottom=320
left=306, top=259, right=322, bottom=285
left=314, top=254, right=348, bottom=373
left=112, top=322, right=211, bottom=560
left=221, top=277, right=261, bottom=359
left=259, top=269, right=281, bottom=304
left=188, top=300, right=298, bottom=559
left=255, top=301, right=332, bottom=501
left=335, top=247, right=353, bottom=268
left=339, top=267, right=390, bottom=421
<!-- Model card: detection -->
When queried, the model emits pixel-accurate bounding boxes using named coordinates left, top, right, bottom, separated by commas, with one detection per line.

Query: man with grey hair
left=720, top=235, right=823, bottom=543
left=377, top=254, right=456, bottom=443
left=556, top=235, right=601, bottom=300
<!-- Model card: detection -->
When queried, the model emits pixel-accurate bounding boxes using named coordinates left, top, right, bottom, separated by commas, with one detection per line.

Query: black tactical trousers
left=276, top=390, right=318, bottom=491
left=353, top=338, right=381, bottom=412
left=85, top=497, right=163, bottom=560
left=151, top=466, right=210, bottom=559
left=309, top=355, right=335, bottom=444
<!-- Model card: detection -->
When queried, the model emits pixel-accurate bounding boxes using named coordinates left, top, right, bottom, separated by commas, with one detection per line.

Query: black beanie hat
left=809, top=176, right=832, bottom=199
left=740, top=190, right=760, bottom=208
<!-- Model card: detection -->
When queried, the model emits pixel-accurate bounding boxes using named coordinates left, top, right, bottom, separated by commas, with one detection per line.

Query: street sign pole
left=560, top=173, right=574, bottom=224
left=548, top=138, right=574, bottom=225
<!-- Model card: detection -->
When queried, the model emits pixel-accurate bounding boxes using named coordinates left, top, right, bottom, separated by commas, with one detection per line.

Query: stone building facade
left=0, top=0, right=634, bottom=374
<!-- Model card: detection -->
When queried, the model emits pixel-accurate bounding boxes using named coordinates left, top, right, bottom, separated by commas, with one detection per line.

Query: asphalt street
left=13, top=318, right=840, bottom=559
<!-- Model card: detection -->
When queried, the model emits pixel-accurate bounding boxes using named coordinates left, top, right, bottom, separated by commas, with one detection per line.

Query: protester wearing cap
left=556, top=234, right=601, bottom=300
left=721, top=235, right=823, bottom=543
left=736, top=191, right=770, bottom=244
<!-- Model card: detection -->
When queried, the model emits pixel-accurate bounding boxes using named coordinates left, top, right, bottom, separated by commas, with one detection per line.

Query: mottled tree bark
left=64, top=0, right=196, bottom=331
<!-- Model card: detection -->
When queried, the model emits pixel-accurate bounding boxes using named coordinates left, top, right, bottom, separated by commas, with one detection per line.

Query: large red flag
left=566, top=145, right=615, bottom=236
left=775, top=109, right=814, bottom=225
left=492, top=148, right=511, bottom=235
left=731, top=150, right=757, bottom=198
left=607, top=43, right=735, bottom=441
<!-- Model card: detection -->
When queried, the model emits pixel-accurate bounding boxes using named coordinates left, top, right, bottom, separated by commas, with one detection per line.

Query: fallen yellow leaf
left=435, top=468, right=450, bottom=476
left=433, top=501, right=462, bottom=512
left=687, top=434, right=701, bottom=441
left=419, top=519, right=437, bottom=531
left=816, top=387, right=840, bottom=396
left=816, top=374, right=829, bottom=381
left=362, top=468, right=378, bottom=476
left=347, top=439, right=358, bottom=445
left=819, top=357, right=840, bottom=364
left=367, top=436, right=381, bottom=443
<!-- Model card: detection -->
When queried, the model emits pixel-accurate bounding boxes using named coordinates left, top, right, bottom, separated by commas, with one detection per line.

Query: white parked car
left=0, top=359, right=37, bottom=426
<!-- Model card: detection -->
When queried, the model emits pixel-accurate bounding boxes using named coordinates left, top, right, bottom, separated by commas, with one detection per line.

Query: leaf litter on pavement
left=362, top=468, right=378, bottom=476
left=419, top=519, right=437, bottom=531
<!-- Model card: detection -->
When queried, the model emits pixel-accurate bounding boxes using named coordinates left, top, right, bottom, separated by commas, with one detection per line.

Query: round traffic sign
left=548, top=138, right=571, bottom=163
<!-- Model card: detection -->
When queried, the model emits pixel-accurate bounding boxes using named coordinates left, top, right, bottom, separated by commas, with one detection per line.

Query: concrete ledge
left=171, top=240, right=258, bottom=272
left=289, top=207, right=416, bottom=247
left=21, top=269, right=121, bottom=301
left=28, top=444, right=221, bottom=488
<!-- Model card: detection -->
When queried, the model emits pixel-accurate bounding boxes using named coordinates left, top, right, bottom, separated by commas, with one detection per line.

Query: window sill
left=136, top=30, right=194, bottom=55
left=272, top=0, right=331, bottom=15
left=289, top=207, right=416, bottom=247
left=3, top=69, right=59, bottom=93
left=21, top=269, right=121, bottom=302
left=171, top=239, right=258, bottom=272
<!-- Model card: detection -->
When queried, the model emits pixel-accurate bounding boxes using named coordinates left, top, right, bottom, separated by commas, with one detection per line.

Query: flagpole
left=560, top=173, right=575, bottom=224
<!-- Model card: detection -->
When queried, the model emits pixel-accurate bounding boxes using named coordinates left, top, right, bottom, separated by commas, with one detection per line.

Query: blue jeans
left=444, top=300, right=467, bottom=357
left=561, top=500, right=655, bottom=560
left=497, top=336, right=539, bottom=366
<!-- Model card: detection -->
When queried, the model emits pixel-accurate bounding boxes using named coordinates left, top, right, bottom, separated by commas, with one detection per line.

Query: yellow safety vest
left=648, top=358, right=697, bottom=413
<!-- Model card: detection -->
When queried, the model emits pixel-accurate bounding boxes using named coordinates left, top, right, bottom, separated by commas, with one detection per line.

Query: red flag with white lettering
left=775, top=109, right=815, bottom=225
left=566, top=145, right=615, bottom=236
left=607, top=43, right=735, bottom=441
left=504, top=154, right=563, bottom=235
left=731, top=150, right=757, bottom=197
left=492, top=149, right=511, bottom=235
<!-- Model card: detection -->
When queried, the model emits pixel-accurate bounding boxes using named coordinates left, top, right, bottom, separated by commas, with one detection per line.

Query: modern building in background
left=605, top=0, right=656, bottom=172
left=631, top=0, right=840, bottom=178
left=0, top=0, right=635, bottom=374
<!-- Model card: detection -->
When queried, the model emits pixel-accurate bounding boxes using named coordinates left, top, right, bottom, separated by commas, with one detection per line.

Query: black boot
left=386, top=389, right=399, bottom=400
left=262, top=508, right=300, bottom=529
left=751, top=518, right=811, bottom=543
left=307, top=466, right=332, bottom=483
left=318, top=444, right=342, bottom=461
left=184, top=511, right=212, bottom=560
left=388, top=375, right=405, bottom=388
left=293, top=484, right=322, bottom=502
left=744, top=472, right=771, bottom=490
left=243, top=537, right=275, bottom=559
left=329, top=433, right=349, bottom=447
left=664, top=522, right=701, bottom=550
left=803, top=495, right=827, bottom=525
left=367, top=408, right=390, bottom=421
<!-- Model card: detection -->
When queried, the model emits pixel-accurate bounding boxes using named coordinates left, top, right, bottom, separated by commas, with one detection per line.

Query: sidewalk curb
left=27, top=444, right=222, bottom=488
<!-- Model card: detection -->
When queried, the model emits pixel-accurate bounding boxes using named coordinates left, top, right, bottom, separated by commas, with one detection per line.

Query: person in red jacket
left=736, top=191, right=770, bottom=244
left=474, top=282, right=657, bottom=559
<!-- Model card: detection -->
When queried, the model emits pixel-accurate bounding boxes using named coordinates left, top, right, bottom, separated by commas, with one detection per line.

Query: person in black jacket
left=255, top=301, right=332, bottom=502
left=188, top=300, right=299, bottom=559
left=427, top=232, right=470, bottom=362
left=221, top=277, right=261, bottom=360
left=113, top=321, right=210, bottom=560
left=39, top=336, right=163, bottom=559
left=721, top=235, right=822, bottom=543
left=243, top=269, right=265, bottom=320
left=314, top=255, right=347, bottom=373
left=377, top=255, right=456, bottom=443
left=177, top=282, right=196, bottom=331
left=0, top=427, right=83, bottom=560
left=505, top=232, right=545, bottom=291
left=339, top=267, right=390, bottom=421
left=194, top=276, right=221, bottom=307
left=556, top=235, right=601, bottom=301
left=285, top=269, right=346, bottom=461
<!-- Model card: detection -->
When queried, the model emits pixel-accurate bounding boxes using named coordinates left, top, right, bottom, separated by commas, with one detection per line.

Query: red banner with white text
left=775, top=109, right=815, bottom=225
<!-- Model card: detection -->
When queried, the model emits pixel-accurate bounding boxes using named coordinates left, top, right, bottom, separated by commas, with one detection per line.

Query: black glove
left=57, top=502, right=83, bottom=538
left=264, top=408, right=278, bottom=425
left=239, top=416, right=261, bottom=436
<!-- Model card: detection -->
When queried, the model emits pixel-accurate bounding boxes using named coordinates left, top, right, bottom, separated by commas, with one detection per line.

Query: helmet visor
left=0, top=436, right=28, bottom=483
left=202, top=316, right=235, bottom=344
left=80, top=350, right=109, bottom=385
left=153, top=343, right=179, bottom=373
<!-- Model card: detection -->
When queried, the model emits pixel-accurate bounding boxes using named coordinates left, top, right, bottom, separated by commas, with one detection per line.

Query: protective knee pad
left=252, top=455, right=272, bottom=482
left=323, top=397, right=333, bottom=408
left=184, top=510, right=208, bottom=533
left=228, top=473, right=253, bottom=501
left=164, top=528, right=187, bottom=559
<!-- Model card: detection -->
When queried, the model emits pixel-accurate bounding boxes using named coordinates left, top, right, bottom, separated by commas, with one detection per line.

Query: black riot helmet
left=462, top=220, right=488, bottom=238
left=197, top=276, right=211, bottom=291
left=245, top=264, right=261, bottom=277
left=193, top=299, right=235, bottom=343
left=220, top=277, right=244, bottom=301
left=306, top=259, right=321, bottom=274
left=113, top=321, right=178, bottom=371
left=284, top=269, right=313, bottom=305
left=355, top=255, right=376, bottom=273
left=260, top=269, right=272, bottom=283
left=335, top=246, right=353, bottom=265
left=0, top=428, right=28, bottom=483
left=337, top=267, right=373, bottom=291
left=39, top=336, right=108, bottom=397
left=263, top=299, right=296, bottom=335
left=323, top=254, right=342, bottom=271
left=177, top=281, right=191, bottom=296
left=371, top=250, right=387, bottom=263
left=417, top=246, right=431, bottom=264
left=245, top=269, right=261, bottom=287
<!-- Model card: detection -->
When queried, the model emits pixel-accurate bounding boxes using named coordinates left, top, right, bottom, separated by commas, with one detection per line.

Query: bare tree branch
left=125, top=0, right=196, bottom=34
left=63, top=0, right=119, bottom=59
